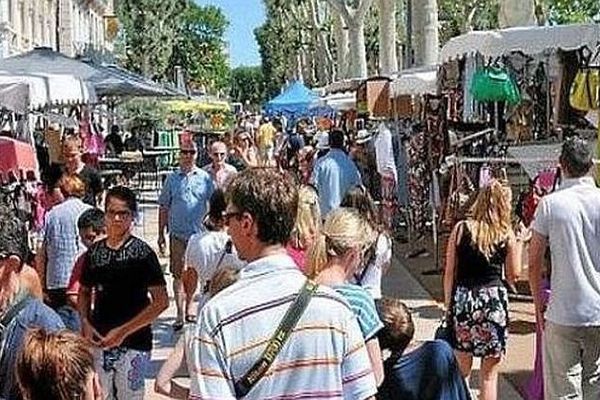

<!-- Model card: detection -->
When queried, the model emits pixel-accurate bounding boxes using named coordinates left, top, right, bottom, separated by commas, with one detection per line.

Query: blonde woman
left=444, top=180, right=519, bottom=400
left=286, top=185, right=321, bottom=272
left=307, top=208, right=385, bottom=386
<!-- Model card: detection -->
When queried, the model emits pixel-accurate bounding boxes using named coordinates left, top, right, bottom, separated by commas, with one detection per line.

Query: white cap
left=316, top=132, right=330, bottom=150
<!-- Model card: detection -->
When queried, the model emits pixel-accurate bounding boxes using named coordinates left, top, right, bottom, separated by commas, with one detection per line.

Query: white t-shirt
left=532, top=176, right=600, bottom=326
left=352, top=233, right=392, bottom=300
left=184, top=231, right=244, bottom=283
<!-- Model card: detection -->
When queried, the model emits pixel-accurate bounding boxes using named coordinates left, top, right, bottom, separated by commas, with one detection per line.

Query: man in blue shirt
left=311, top=129, right=362, bottom=216
left=0, top=206, right=64, bottom=400
left=158, top=140, right=214, bottom=330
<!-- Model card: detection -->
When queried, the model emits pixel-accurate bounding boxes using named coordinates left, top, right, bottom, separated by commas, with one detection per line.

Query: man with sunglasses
left=202, top=141, right=237, bottom=189
left=0, top=206, right=64, bottom=400
left=190, top=169, right=376, bottom=400
left=159, top=140, right=215, bottom=330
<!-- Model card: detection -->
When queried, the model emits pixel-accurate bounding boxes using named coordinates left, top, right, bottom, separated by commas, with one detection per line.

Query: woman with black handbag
left=443, top=179, right=520, bottom=400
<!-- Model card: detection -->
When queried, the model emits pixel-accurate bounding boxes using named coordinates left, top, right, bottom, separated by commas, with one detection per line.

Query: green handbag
left=470, top=67, right=522, bottom=105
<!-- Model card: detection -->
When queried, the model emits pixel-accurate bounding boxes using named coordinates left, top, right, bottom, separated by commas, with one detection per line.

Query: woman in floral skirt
left=443, top=179, right=520, bottom=400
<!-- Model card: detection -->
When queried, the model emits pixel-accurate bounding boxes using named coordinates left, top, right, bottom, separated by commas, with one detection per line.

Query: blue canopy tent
left=264, top=81, right=333, bottom=119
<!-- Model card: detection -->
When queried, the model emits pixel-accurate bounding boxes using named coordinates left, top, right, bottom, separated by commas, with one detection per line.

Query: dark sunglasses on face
left=222, top=211, right=243, bottom=224
left=181, top=150, right=197, bottom=155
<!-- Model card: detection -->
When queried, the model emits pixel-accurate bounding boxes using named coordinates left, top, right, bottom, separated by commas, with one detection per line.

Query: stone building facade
left=0, top=0, right=115, bottom=58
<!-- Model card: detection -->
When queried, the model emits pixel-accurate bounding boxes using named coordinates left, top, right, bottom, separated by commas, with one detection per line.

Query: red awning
left=0, top=137, right=38, bottom=183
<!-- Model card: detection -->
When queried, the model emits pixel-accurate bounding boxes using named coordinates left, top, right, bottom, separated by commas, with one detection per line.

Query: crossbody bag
left=233, top=279, right=318, bottom=398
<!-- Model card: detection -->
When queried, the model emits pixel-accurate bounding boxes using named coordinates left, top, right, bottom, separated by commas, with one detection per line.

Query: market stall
left=435, top=23, right=600, bottom=288
left=265, top=81, right=334, bottom=120
left=388, top=67, right=446, bottom=265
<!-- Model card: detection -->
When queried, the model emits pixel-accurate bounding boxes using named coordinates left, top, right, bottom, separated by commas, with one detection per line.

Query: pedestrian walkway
left=136, top=203, right=523, bottom=398
left=382, top=252, right=524, bottom=399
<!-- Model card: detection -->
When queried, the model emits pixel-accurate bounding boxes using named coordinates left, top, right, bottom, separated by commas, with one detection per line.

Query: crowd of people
left=1, top=113, right=600, bottom=400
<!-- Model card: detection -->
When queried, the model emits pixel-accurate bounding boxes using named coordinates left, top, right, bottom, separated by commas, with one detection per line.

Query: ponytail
left=306, top=231, right=328, bottom=279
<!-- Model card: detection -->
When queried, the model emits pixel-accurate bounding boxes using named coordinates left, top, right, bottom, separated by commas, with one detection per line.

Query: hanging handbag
left=569, top=69, right=600, bottom=111
left=471, top=67, right=522, bottom=105
left=570, top=47, right=600, bottom=112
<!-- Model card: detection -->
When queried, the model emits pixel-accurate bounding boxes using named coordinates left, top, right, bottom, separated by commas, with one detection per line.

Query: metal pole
left=406, top=0, right=412, bottom=68
left=55, top=0, right=60, bottom=52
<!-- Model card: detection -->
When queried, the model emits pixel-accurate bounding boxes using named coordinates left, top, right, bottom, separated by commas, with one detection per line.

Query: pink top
left=286, top=244, right=307, bottom=273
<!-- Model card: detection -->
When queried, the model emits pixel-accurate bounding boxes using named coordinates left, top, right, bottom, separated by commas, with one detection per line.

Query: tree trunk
left=423, top=0, right=439, bottom=66
left=310, top=0, right=335, bottom=85
left=333, top=12, right=349, bottom=80
left=377, top=0, right=398, bottom=76
left=347, top=20, right=368, bottom=78
left=498, top=0, right=536, bottom=28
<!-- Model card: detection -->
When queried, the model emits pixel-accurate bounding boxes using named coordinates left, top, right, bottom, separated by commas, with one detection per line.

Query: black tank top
left=455, top=224, right=507, bottom=288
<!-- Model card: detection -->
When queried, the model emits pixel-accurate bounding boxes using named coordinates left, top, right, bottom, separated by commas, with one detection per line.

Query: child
left=66, top=208, right=106, bottom=313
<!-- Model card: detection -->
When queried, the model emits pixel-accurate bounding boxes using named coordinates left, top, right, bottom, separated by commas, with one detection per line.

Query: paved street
left=136, top=200, right=524, bottom=399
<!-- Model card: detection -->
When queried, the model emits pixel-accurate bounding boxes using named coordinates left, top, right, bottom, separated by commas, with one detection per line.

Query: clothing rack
left=456, top=156, right=600, bottom=164
left=454, top=128, right=496, bottom=146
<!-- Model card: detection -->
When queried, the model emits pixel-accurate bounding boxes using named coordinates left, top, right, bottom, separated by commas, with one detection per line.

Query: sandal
left=172, top=320, right=184, bottom=331
left=185, top=315, right=197, bottom=324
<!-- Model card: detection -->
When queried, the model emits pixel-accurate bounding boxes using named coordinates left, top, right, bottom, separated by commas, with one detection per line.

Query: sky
left=199, top=0, right=265, bottom=67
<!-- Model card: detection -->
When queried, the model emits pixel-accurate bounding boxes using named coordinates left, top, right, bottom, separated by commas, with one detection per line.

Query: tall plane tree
left=327, top=0, right=374, bottom=78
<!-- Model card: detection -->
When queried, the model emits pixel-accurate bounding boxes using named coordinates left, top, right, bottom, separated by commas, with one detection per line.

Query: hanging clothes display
left=46, top=126, right=62, bottom=165
left=393, top=125, right=409, bottom=207
left=374, top=122, right=398, bottom=231
left=406, top=129, right=430, bottom=238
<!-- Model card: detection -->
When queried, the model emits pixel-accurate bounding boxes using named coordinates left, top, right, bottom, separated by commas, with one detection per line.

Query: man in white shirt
left=202, top=141, right=237, bottom=189
left=530, top=137, right=600, bottom=399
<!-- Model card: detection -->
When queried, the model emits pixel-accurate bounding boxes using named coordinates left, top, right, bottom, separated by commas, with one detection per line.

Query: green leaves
left=116, top=0, right=230, bottom=94
left=230, top=66, right=266, bottom=106
left=540, top=0, right=600, bottom=24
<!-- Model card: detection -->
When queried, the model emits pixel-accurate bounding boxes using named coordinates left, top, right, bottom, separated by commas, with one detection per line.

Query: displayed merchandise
left=470, top=67, right=521, bottom=105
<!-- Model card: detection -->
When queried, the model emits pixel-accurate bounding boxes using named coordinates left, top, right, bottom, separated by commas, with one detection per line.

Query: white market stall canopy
left=0, top=47, right=184, bottom=110
left=441, top=23, right=600, bottom=62
left=321, top=91, right=356, bottom=111
left=0, top=82, right=29, bottom=113
left=0, top=72, right=96, bottom=109
left=391, top=67, right=437, bottom=97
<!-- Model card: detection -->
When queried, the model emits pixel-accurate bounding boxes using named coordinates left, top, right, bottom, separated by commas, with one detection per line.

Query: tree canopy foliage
left=116, top=0, right=230, bottom=93
left=230, top=66, right=266, bottom=106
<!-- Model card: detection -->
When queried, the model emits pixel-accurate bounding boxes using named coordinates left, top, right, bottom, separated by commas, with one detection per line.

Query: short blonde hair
left=59, top=174, right=86, bottom=198
left=290, top=185, right=320, bottom=249
left=306, top=208, right=375, bottom=279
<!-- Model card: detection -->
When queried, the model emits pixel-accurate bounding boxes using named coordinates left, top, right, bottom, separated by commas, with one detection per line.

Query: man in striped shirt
left=190, top=169, right=377, bottom=400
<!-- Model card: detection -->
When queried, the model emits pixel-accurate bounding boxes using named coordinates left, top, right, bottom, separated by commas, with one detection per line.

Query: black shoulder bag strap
left=234, top=279, right=319, bottom=398
left=215, top=240, right=233, bottom=271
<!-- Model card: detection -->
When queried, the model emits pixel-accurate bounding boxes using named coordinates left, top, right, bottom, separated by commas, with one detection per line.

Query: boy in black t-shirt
left=79, top=186, right=168, bottom=399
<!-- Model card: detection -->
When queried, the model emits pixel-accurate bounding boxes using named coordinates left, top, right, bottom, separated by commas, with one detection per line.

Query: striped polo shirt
left=189, top=253, right=377, bottom=400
